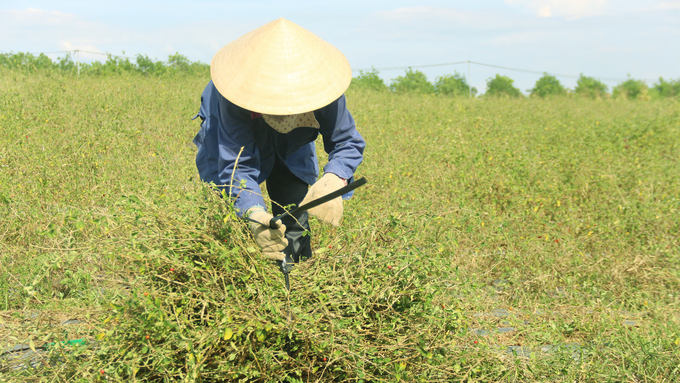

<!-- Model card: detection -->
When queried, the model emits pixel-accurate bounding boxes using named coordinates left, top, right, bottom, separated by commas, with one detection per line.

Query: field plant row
left=0, top=69, right=679, bottom=382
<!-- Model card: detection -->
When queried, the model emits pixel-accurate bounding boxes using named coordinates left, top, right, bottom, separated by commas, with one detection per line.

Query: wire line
left=24, top=50, right=132, bottom=59
left=353, top=60, right=647, bottom=83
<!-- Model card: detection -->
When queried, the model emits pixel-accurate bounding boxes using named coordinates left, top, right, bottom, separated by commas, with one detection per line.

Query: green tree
left=574, top=74, right=608, bottom=99
left=32, top=53, right=54, bottom=70
left=434, top=72, right=476, bottom=97
left=530, top=73, right=566, bottom=98
left=57, top=53, right=77, bottom=73
left=613, top=78, right=648, bottom=100
left=0, top=52, right=56, bottom=72
left=485, top=74, right=521, bottom=97
left=136, top=54, right=166, bottom=75
left=168, top=53, right=191, bottom=72
left=389, top=68, right=435, bottom=94
left=652, top=77, right=680, bottom=98
left=167, top=53, right=209, bottom=75
left=0, top=51, right=207, bottom=76
left=351, top=68, right=387, bottom=91
left=81, top=54, right=134, bottom=75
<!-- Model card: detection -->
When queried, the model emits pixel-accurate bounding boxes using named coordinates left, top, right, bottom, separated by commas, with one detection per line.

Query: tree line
left=2, top=52, right=678, bottom=99
left=351, top=68, right=680, bottom=100
left=0, top=51, right=209, bottom=76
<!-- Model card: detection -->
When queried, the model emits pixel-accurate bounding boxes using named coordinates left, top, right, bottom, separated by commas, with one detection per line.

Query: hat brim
left=211, top=18, right=352, bottom=115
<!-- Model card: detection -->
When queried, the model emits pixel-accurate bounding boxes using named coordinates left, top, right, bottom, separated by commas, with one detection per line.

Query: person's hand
left=247, top=208, right=288, bottom=261
left=300, top=173, right=345, bottom=227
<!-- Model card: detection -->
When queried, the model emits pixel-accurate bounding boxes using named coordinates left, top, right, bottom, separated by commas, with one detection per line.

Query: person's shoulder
left=315, top=94, right=347, bottom=114
left=201, top=80, right=219, bottom=102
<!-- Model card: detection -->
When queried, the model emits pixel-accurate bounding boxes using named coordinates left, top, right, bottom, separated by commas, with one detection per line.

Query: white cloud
left=504, top=0, right=608, bottom=19
left=57, top=41, right=105, bottom=62
left=0, top=8, right=106, bottom=53
left=373, top=6, right=470, bottom=25
left=58, top=41, right=99, bottom=52
left=657, top=0, right=680, bottom=9
left=4, top=7, right=76, bottom=26
left=367, top=6, right=521, bottom=35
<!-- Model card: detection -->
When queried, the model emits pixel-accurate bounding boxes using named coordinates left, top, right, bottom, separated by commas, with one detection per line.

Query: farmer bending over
left=192, top=18, right=365, bottom=263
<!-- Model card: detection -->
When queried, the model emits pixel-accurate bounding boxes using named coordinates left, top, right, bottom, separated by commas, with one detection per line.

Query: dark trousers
left=266, top=155, right=312, bottom=262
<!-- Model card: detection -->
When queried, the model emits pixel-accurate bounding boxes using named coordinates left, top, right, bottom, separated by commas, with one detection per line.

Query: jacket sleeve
left=315, top=95, right=366, bottom=181
left=215, top=95, right=267, bottom=216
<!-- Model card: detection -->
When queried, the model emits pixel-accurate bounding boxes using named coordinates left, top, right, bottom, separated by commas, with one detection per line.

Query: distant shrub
left=434, top=72, right=477, bottom=97
left=390, top=68, right=435, bottom=94
left=485, top=74, right=521, bottom=97
left=574, top=74, right=609, bottom=99
left=351, top=68, right=387, bottom=91
left=613, top=78, right=649, bottom=100
left=652, top=77, right=680, bottom=98
left=530, top=73, right=567, bottom=98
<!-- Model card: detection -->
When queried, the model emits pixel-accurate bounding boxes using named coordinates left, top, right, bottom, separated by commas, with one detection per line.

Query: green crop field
left=1, top=69, right=679, bottom=382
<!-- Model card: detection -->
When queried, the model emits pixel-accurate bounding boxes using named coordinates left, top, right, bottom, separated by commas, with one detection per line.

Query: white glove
left=246, top=208, right=288, bottom=261
left=300, top=173, right=345, bottom=227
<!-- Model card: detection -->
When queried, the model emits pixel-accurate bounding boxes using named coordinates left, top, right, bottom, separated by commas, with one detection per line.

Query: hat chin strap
left=262, top=112, right=320, bottom=134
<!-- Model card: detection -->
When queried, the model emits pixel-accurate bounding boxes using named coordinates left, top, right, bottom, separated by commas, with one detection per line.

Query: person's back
left=192, top=18, right=365, bottom=263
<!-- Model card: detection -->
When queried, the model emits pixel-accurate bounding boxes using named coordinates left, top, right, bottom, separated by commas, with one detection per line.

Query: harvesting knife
left=242, top=177, right=367, bottom=233
left=267, top=177, right=367, bottom=230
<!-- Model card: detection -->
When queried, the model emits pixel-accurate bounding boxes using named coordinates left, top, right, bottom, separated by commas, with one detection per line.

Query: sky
left=1, top=0, right=679, bottom=94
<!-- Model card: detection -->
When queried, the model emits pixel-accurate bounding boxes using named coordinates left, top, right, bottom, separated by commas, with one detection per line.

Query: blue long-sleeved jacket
left=193, top=81, right=365, bottom=216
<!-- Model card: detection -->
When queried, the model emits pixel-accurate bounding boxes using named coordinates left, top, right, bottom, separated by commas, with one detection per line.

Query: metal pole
left=468, top=61, right=471, bottom=98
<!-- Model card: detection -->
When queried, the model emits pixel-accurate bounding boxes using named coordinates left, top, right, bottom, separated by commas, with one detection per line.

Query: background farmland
left=1, top=67, right=679, bottom=382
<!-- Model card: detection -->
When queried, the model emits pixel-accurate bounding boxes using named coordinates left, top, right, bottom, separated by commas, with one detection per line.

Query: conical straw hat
left=211, top=18, right=352, bottom=115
